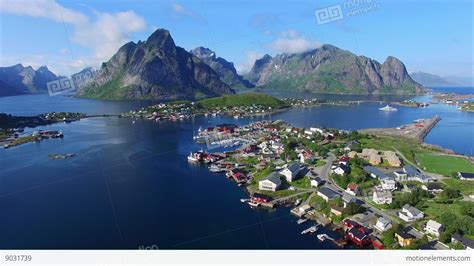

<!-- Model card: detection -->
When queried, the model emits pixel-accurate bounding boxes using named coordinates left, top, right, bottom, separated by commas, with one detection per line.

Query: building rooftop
left=363, top=166, right=388, bottom=179
left=452, top=233, right=474, bottom=249
left=403, top=204, right=423, bottom=216
left=286, top=162, right=300, bottom=173
left=403, top=165, right=420, bottom=176
left=262, top=172, right=282, bottom=186
left=426, top=220, right=443, bottom=230
left=318, top=187, right=340, bottom=199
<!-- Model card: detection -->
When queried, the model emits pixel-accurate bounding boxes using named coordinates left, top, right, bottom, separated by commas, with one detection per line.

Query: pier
left=359, top=116, right=441, bottom=142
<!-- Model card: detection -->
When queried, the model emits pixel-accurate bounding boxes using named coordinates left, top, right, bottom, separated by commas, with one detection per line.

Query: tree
left=343, top=202, right=366, bottom=215
left=440, top=187, right=461, bottom=199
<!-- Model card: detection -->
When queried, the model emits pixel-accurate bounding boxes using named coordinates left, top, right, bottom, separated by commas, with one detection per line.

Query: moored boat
left=379, top=105, right=398, bottom=112
left=297, top=218, right=308, bottom=224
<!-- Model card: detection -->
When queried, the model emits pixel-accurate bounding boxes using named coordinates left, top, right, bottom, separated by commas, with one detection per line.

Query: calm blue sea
left=0, top=92, right=472, bottom=249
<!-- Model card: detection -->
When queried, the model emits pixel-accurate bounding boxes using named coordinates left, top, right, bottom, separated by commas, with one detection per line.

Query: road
left=318, top=153, right=396, bottom=224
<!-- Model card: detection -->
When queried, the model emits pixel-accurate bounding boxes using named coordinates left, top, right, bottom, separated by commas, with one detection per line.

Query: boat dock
left=359, top=116, right=441, bottom=142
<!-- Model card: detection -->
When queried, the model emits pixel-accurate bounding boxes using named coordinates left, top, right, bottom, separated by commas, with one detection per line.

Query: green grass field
left=442, top=179, right=474, bottom=195
left=416, top=153, right=474, bottom=177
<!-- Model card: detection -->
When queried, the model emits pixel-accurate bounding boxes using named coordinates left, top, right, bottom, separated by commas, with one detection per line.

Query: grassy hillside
left=198, top=93, right=288, bottom=108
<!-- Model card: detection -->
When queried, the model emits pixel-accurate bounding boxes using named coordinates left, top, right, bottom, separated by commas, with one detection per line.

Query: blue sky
left=1, top=0, right=472, bottom=78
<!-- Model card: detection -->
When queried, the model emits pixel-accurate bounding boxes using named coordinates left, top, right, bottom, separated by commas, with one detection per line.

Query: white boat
left=301, top=225, right=318, bottom=235
left=297, top=218, right=308, bottom=225
left=317, top=234, right=328, bottom=241
left=248, top=202, right=260, bottom=207
left=240, top=199, right=250, bottom=203
left=187, top=152, right=199, bottom=162
left=379, top=105, right=398, bottom=112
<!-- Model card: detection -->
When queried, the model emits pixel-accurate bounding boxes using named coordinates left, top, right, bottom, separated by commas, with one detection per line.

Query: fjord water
left=0, top=90, right=472, bottom=249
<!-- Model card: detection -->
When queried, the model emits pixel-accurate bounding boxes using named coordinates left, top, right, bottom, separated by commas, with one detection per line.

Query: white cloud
left=236, top=51, right=263, bottom=75
left=71, top=11, right=146, bottom=61
left=267, top=29, right=320, bottom=54
left=0, top=0, right=146, bottom=74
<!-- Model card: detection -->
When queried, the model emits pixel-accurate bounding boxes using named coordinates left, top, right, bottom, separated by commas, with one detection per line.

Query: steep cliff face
left=245, top=45, right=424, bottom=94
left=0, top=64, right=58, bottom=97
left=78, top=29, right=234, bottom=100
left=190, top=47, right=254, bottom=89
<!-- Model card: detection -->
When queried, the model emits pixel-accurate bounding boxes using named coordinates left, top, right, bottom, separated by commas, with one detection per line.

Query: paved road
left=319, top=153, right=396, bottom=224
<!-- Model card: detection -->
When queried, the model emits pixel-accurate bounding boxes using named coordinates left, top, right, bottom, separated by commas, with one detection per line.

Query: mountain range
left=77, top=29, right=234, bottom=100
left=2, top=28, right=429, bottom=99
left=190, top=47, right=254, bottom=89
left=410, top=71, right=473, bottom=87
left=245, top=45, right=424, bottom=94
left=0, top=64, right=58, bottom=97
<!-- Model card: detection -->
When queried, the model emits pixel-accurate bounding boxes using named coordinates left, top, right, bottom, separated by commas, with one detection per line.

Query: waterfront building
left=258, top=172, right=282, bottom=192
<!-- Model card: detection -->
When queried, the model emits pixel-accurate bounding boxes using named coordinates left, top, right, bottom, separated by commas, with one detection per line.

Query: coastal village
left=1, top=94, right=473, bottom=250
left=0, top=112, right=85, bottom=149
left=188, top=119, right=474, bottom=250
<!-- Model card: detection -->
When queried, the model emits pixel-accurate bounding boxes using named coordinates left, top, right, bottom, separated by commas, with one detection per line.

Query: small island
left=0, top=112, right=86, bottom=148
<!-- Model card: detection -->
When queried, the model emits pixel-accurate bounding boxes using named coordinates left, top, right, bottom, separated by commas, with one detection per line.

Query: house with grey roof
left=375, top=217, right=392, bottom=232
left=363, top=166, right=388, bottom=180
left=258, top=172, right=282, bottom=192
left=280, top=162, right=300, bottom=182
left=317, top=187, right=340, bottom=202
left=398, top=204, right=424, bottom=222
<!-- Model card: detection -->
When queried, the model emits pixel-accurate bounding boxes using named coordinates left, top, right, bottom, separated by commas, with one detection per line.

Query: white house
left=373, top=189, right=393, bottom=204
left=317, top=187, right=340, bottom=202
left=333, top=166, right=346, bottom=176
left=346, top=183, right=359, bottom=196
left=398, top=204, right=424, bottom=222
left=310, top=127, right=324, bottom=134
left=310, top=177, right=322, bottom=188
left=425, top=220, right=444, bottom=237
left=280, top=163, right=300, bottom=182
left=374, top=217, right=392, bottom=232
left=258, top=172, right=282, bottom=192
left=381, top=179, right=397, bottom=190
left=394, top=171, right=408, bottom=181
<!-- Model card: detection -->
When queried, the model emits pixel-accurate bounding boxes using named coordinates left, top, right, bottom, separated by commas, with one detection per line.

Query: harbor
left=358, top=116, right=441, bottom=142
